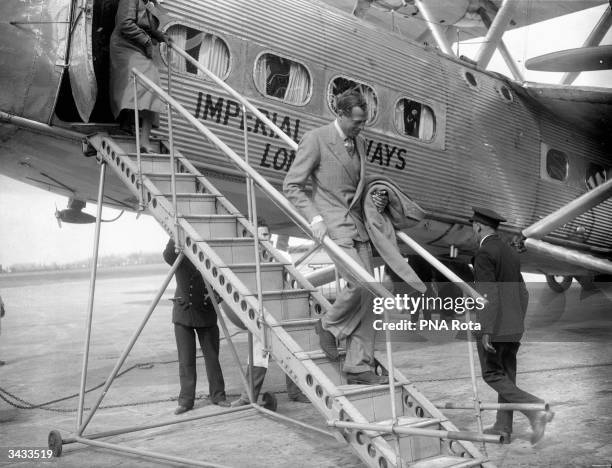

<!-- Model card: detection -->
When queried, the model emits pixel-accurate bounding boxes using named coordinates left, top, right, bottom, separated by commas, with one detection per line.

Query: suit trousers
left=477, top=340, right=543, bottom=432
left=174, top=322, right=226, bottom=406
left=322, top=239, right=375, bottom=373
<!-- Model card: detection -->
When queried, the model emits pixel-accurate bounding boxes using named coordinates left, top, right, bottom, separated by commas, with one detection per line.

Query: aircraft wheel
left=262, top=392, right=278, bottom=412
left=48, top=430, right=63, bottom=457
left=545, top=275, right=572, bottom=293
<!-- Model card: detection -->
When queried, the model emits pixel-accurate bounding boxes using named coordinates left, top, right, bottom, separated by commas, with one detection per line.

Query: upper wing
left=518, top=82, right=612, bottom=141
left=316, top=0, right=607, bottom=44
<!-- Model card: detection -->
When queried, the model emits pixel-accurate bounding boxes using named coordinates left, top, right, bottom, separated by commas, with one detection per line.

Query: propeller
left=525, top=45, right=612, bottom=72
left=54, top=198, right=125, bottom=227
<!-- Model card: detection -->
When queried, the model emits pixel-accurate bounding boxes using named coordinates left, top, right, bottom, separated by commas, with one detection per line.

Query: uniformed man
left=470, top=207, right=554, bottom=445
left=164, top=239, right=230, bottom=414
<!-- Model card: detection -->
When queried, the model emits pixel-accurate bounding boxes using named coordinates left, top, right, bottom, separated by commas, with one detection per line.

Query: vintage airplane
left=1, top=0, right=612, bottom=294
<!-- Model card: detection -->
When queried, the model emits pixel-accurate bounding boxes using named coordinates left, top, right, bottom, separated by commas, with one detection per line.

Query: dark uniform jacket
left=473, top=234, right=529, bottom=340
left=163, top=239, right=217, bottom=328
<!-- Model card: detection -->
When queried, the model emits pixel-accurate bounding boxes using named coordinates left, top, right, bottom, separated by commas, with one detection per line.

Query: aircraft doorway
left=54, top=0, right=117, bottom=125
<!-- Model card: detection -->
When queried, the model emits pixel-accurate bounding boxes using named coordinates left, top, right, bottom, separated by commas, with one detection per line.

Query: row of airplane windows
left=546, top=149, right=608, bottom=190
left=163, top=24, right=436, bottom=142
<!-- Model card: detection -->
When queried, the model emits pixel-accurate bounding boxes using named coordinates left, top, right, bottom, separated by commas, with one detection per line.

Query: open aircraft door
left=68, top=0, right=97, bottom=122
left=0, top=0, right=71, bottom=123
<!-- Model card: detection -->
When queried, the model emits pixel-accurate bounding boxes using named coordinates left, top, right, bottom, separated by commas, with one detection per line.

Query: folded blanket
left=363, top=176, right=427, bottom=293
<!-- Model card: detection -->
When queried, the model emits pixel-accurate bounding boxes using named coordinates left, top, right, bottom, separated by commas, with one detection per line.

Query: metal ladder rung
left=408, top=455, right=487, bottom=468
left=376, top=416, right=445, bottom=429
left=270, top=318, right=318, bottom=327
left=295, top=349, right=346, bottom=361
left=337, top=381, right=411, bottom=397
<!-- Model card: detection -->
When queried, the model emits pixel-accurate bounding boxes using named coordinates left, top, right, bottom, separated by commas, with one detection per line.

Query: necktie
left=344, top=138, right=355, bottom=156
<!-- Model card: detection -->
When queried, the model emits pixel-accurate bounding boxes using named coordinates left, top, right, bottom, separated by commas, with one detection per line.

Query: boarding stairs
left=86, top=132, right=492, bottom=468
left=75, top=44, right=499, bottom=468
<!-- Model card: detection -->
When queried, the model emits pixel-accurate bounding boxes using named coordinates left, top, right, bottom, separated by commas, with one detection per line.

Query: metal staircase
left=52, top=44, right=504, bottom=467
left=84, top=131, right=495, bottom=468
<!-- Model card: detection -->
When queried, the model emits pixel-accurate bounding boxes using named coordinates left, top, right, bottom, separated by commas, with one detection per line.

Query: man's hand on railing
left=150, top=29, right=171, bottom=44
left=311, top=218, right=328, bottom=243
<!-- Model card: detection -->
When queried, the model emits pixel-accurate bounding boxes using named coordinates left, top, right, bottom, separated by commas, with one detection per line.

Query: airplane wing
left=517, top=82, right=612, bottom=141
left=316, top=0, right=607, bottom=44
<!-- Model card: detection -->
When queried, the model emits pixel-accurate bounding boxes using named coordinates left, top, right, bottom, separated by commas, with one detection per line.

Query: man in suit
left=471, top=207, right=554, bottom=444
left=164, top=239, right=230, bottom=414
left=283, top=90, right=388, bottom=385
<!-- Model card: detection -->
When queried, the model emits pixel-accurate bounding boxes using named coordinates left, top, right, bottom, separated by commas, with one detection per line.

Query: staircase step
left=127, top=153, right=175, bottom=173
left=146, top=173, right=199, bottom=193
left=408, top=455, right=485, bottom=468
left=203, top=238, right=265, bottom=265
left=261, top=290, right=315, bottom=321
left=295, top=350, right=345, bottom=385
left=158, top=193, right=219, bottom=216
left=343, top=380, right=405, bottom=423
left=222, top=262, right=287, bottom=292
left=181, top=214, right=242, bottom=240
left=337, top=381, right=410, bottom=397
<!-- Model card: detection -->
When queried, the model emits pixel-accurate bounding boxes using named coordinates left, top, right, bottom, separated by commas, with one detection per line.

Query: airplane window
left=546, top=149, right=568, bottom=181
left=253, top=53, right=311, bottom=105
left=163, top=25, right=230, bottom=79
left=586, top=163, right=607, bottom=190
left=394, top=98, right=435, bottom=141
left=328, top=77, right=378, bottom=124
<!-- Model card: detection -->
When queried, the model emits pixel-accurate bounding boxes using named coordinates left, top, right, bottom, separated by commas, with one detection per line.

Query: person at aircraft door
left=164, top=239, right=230, bottom=414
left=231, top=220, right=309, bottom=406
left=110, top=0, right=170, bottom=153
left=470, top=207, right=554, bottom=445
left=283, top=90, right=389, bottom=385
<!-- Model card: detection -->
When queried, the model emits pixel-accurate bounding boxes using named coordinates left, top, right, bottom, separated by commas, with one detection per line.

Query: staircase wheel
left=545, top=275, right=572, bottom=293
left=262, top=392, right=278, bottom=412
left=48, top=430, right=63, bottom=457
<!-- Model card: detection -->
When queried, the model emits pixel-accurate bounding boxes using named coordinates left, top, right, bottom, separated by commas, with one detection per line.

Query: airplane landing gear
left=545, top=275, right=572, bottom=293
left=48, top=430, right=63, bottom=457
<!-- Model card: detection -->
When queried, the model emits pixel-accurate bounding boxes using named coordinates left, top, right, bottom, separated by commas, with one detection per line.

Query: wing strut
left=413, top=0, right=454, bottom=55
left=477, top=6, right=524, bottom=81
left=521, top=177, right=612, bottom=274
left=474, top=0, right=518, bottom=69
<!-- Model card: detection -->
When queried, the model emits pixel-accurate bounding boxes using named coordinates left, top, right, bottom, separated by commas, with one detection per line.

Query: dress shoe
left=346, top=370, right=389, bottom=385
left=230, top=397, right=251, bottom=407
left=289, top=393, right=310, bottom=403
left=483, top=426, right=511, bottom=444
left=530, top=410, right=551, bottom=445
left=214, top=400, right=231, bottom=408
left=315, top=319, right=339, bottom=361
left=174, top=405, right=192, bottom=415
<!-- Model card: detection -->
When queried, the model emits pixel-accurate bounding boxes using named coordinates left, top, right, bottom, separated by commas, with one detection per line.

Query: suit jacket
left=163, top=239, right=217, bottom=328
left=473, top=234, right=529, bottom=339
left=283, top=122, right=368, bottom=242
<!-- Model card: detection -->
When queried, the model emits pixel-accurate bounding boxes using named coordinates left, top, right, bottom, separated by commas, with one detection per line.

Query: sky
left=0, top=3, right=610, bottom=268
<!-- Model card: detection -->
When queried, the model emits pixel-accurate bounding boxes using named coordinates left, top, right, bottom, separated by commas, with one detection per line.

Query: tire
left=545, top=275, right=572, bottom=293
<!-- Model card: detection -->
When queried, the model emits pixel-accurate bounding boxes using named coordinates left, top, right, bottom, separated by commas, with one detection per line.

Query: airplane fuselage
left=1, top=0, right=610, bottom=275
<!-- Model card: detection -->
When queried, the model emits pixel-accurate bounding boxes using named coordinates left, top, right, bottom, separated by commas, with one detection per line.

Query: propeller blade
left=525, top=45, right=612, bottom=72
left=54, top=204, right=62, bottom=228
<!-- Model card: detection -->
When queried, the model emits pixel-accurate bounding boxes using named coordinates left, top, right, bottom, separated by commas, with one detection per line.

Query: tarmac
left=0, top=264, right=611, bottom=467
